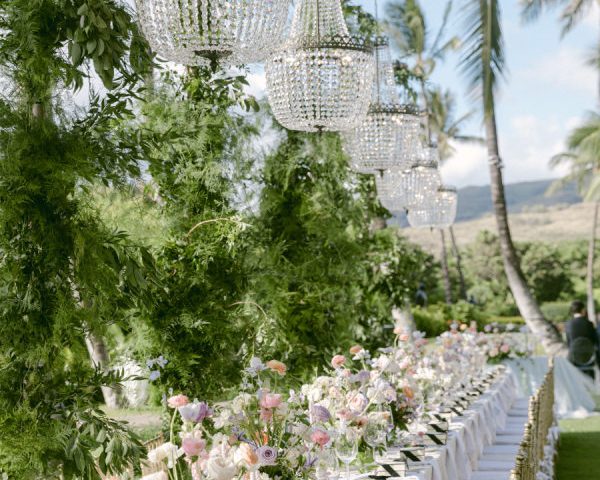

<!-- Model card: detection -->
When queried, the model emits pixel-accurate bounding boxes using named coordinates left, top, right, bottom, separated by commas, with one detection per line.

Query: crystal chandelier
left=407, top=185, right=458, bottom=228
left=265, top=0, right=375, bottom=132
left=402, top=160, right=442, bottom=209
left=374, top=168, right=410, bottom=211
left=344, top=38, right=423, bottom=173
left=136, top=0, right=291, bottom=67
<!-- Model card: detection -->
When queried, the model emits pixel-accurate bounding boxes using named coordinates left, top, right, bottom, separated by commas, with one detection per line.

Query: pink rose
left=399, top=333, right=410, bottom=342
left=260, top=408, right=273, bottom=422
left=167, top=394, right=189, bottom=408
left=347, top=392, right=368, bottom=413
left=311, top=428, right=331, bottom=447
left=331, top=355, right=346, bottom=369
left=266, top=360, right=287, bottom=376
left=182, top=437, right=206, bottom=457
left=260, top=393, right=282, bottom=409
left=500, top=344, right=510, bottom=354
left=349, top=345, right=363, bottom=355
left=336, top=408, right=356, bottom=421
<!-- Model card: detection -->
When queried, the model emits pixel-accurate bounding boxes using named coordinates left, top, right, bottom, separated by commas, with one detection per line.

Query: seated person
left=566, top=300, right=598, bottom=375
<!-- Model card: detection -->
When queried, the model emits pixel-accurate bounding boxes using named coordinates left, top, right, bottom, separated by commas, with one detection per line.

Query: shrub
left=541, top=301, right=572, bottom=324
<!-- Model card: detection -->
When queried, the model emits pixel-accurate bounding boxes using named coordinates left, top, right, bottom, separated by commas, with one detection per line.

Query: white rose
left=148, top=442, right=181, bottom=467
left=141, top=472, right=169, bottom=480
left=207, top=454, right=238, bottom=480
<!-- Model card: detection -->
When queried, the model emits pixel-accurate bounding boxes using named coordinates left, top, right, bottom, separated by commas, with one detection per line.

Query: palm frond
left=519, top=0, right=562, bottom=23
left=385, top=0, right=426, bottom=56
left=430, top=1, right=456, bottom=57
left=459, top=0, right=507, bottom=116
left=560, top=0, right=591, bottom=35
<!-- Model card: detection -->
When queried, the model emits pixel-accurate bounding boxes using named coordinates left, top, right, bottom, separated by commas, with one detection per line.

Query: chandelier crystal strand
left=265, top=0, right=375, bottom=132
left=136, top=0, right=291, bottom=67
left=407, top=185, right=458, bottom=228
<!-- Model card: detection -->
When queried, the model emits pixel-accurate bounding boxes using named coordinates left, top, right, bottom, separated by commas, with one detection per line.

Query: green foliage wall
left=0, top=0, right=156, bottom=477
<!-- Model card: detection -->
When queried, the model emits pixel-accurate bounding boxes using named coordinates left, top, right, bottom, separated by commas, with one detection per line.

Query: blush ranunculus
left=331, top=355, right=346, bottom=369
left=349, top=345, right=363, bottom=355
left=311, top=428, right=331, bottom=447
left=260, top=408, right=273, bottom=422
left=237, top=443, right=258, bottom=466
left=347, top=392, right=368, bottom=413
left=167, top=394, right=189, bottom=409
left=182, top=437, right=206, bottom=457
left=266, top=360, right=287, bottom=376
left=260, top=393, right=283, bottom=409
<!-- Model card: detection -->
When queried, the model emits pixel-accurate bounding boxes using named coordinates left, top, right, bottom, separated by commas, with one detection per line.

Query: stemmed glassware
left=315, top=448, right=340, bottom=480
left=335, top=428, right=359, bottom=480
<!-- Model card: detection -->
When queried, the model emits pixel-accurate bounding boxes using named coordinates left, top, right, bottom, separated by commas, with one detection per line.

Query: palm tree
left=460, top=0, right=566, bottom=354
left=550, top=112, right=600, bottom=322
left=521, top=0, right=600, bottom=322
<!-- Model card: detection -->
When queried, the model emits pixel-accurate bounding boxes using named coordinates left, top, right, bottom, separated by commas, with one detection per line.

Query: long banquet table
left=391, top=367, right=519, bottom=480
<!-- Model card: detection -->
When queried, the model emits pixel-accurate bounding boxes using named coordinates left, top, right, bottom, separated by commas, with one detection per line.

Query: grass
left=556, top=416, right=600, bottom=479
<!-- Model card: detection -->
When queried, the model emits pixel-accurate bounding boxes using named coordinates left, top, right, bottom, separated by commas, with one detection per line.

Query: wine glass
left=315, top=448, right=340, bottom=480
left=335, top=430, right=359, bottom=480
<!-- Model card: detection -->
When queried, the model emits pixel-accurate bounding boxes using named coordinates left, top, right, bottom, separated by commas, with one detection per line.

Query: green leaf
left=70, top=42, right=82, bottom=64
left=87, top=39, right=97, bottom=54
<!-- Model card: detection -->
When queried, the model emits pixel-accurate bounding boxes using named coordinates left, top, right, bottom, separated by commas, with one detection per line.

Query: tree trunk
left=439, top=229, right=452, bottom=304
left=85, top=331, right=120, bottom=408
left=449, top=226, right=468, bottom=300
left=484, top=108, right=566, bottom=356
left=587, top=202, right=599, bottom=324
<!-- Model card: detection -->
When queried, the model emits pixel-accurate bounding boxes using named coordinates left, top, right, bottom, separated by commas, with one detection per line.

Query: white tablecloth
left=408, top=369, right=518, bottom=480
left=503, top=356, right=598, bottom=418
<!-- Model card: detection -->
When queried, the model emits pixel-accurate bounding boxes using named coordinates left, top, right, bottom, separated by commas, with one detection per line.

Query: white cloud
left=440, top=142, right=488, bottom=187
left=441, top=113, right=578, bottom=187
left=581, top=2, right=600, bottom=29
left=518, top=46, right=596, bottom=97
left=500, top=114, right=572, bottom=183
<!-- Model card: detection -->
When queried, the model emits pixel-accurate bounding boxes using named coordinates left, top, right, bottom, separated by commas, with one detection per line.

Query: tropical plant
left=521, top=0, right=600, bottom=322
left=128, top=69, right=261, bottom=401
left=459, top=0, right=566, bottom=354
left=520, top=0, right=599, bottom=36
left=0, top=0, right=156, bottom=476
left=550, top=111, right=600, bottom=320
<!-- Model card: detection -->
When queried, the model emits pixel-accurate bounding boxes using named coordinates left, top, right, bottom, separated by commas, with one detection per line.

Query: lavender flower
left=310, top=405, right=331, bottom=423
left=149, top=370, right=161, bottom=381
left=245, top=357, right=266, bottom=376
left=256, top=446, right=278, bottom=466
left=179, top=401, right=212, bottom=423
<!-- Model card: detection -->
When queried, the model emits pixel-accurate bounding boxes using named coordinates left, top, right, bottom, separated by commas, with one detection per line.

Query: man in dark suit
left=566, top=301, right=598, bottom=376
left=566, top=300, right=598, bottom=347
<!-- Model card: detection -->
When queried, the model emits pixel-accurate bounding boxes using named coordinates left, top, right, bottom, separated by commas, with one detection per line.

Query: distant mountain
left=455, top=179, right=582, bottom=222
left=391, top=179, right=582, bottom=225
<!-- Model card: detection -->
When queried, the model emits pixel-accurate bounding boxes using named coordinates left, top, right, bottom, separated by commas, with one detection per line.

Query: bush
left=413, top=301, right=487, bottom=337
left=541, top=301, right=572, bottom=324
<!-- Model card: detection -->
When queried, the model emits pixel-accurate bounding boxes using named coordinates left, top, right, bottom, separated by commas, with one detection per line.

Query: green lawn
left=556, top=416, right=600, bottom=479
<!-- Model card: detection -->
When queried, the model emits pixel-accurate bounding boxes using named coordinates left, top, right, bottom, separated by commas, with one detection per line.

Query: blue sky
left=355, top=0, right=598, bottom=187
